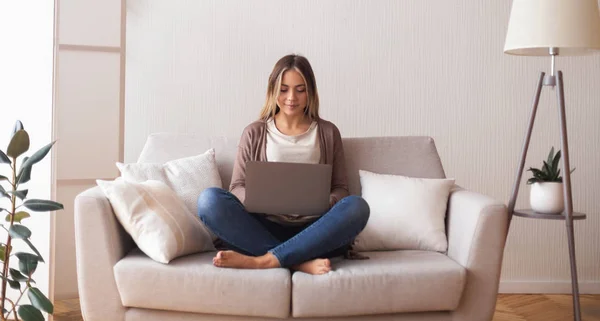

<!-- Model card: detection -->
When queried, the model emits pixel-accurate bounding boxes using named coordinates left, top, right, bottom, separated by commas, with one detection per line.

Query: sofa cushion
left=342, top=136, right=447, bottom=195
left=356, top=170, right=455, bottom=252
left=137, top=135, right=239, bottom=191
left=114, top=249, right=292, bottom=318
left=96, top=179, right=214, bottom=264
left=118, top=148, right=222, bottom=217
left=292, top=251, right=466, bottom=318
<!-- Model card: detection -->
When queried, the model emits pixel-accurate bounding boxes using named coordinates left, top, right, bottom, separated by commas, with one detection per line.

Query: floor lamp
left=504, top=1, right=600, bottom=321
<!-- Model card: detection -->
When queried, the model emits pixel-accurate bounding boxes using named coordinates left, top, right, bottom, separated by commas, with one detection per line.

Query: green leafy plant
left=0, top=121, right=63, bottom=321
left=527, top=146, right=575, bottom=185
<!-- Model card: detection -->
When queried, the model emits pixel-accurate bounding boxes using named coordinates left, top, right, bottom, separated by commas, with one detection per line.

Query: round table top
left=513, top=209, right=586, bottom=221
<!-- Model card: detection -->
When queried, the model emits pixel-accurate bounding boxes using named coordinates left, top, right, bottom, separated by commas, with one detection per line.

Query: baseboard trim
left=499, top=281, right=600, bottom=294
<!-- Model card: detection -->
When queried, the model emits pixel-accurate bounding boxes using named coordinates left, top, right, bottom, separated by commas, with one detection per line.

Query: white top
left=266, top=118, right=320, bottom=164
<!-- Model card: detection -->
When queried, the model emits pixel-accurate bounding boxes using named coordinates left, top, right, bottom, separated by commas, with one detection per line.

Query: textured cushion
left=355, top=170, right=454, bottom=252
left=342, top=136, right=447, bottom=195
left=137, top=135, right=239, bottom=190
left=114, top=249, right=292, bottom=318
left=97, top=179, right=214, bottom=263
left=117, top=149, right=222, bottom=216
left=292, top=251, right=466, bottom=318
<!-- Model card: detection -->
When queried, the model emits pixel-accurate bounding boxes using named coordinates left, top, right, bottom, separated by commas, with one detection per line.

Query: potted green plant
left=0, top=121, right=63, bottom=321
left=527, top=147, right=574, bottom=214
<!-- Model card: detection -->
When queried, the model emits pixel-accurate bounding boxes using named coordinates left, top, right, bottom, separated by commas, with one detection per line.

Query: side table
left=510, top=210, right=586, bottom=320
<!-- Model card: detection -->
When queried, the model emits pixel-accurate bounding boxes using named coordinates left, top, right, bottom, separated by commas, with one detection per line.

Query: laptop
left=244, top=161, right=332, bottom=216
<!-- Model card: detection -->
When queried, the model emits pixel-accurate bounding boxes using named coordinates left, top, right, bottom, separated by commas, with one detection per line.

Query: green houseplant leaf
left=7, top=130, right=30, bottom=158
left=546, top=147, right=555, bottom=167
left=9, top=268, right=29, bottom=282
left=19, top=259, right=38, bottom=276
left=7, top=189, right=28, bottom=200
left=542, top=161, right=552, bottom=177
left=15, top=252, right=42, bottom=262
left=0, top=150, right=9, bottom=164
left=22, top=239, right=44, bottom=263
left=551, top=150, right=561, bottom=174
left=27, top=287, right=54, bottom=314
left=18, top=304, right=44, bottom=321
left=528, top=168, right=543, bottom=178
left=12, top=120, right=24, bottom=136
left=19, top=141, right=55, bottom=173
left=6, top=211, right=31, bottom=223
left=0, top=185, right=7, bottom=198
left=23, top=199, right=64, bottom=212
left=16, top=253, right=39, bottom=275
left=0, top=174, right=9, bottom=181
left=17, top=156, right=32, bottom=185
left=8, top=279, right=20, bottom=290
left=0, top=245, right=5, bottom=262
left=553, top=169, right=561, bottom=181
left=9, top=225, right=32, bottom=239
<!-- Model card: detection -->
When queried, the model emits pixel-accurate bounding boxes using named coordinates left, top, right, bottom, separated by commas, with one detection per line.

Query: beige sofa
left=74, top=134, right=509, bottom=321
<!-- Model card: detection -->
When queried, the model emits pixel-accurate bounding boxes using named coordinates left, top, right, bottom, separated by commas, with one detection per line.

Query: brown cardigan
left=229, top=118, right=350, bottom=205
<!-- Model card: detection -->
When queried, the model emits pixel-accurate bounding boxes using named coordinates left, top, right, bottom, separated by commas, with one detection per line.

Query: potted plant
left=527, top=147, right=574, bottom=214
left=0, top=121, right=63, bottom=321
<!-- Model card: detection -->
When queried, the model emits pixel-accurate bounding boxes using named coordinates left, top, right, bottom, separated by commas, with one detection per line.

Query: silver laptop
left=244, top=161, right=332, bottom=216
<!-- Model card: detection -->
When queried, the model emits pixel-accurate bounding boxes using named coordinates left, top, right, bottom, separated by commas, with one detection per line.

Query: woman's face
left=277, top=69, right=308, bottom=118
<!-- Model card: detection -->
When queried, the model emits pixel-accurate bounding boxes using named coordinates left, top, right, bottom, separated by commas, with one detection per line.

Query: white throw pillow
left=116, top=149, right=222, bottom=217
left=355, top=170, right=455, bottom=252
left=97, top=179, right=215, bottom=264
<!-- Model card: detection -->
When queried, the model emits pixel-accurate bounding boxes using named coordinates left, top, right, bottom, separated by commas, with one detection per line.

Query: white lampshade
left=504, top=0, right=600, bottom=56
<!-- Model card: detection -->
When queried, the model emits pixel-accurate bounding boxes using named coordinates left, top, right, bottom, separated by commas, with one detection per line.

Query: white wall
left=0, top=0, right=54, bottom=310
left=125, top=0, right=600, bottom=293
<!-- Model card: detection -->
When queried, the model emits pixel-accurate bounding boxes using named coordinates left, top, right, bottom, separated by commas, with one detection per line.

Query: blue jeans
left=197, top=187, right=370, bottom=268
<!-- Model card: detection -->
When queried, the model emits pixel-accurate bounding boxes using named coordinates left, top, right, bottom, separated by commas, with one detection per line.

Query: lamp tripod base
left=507, top=70, right=582, bottom=321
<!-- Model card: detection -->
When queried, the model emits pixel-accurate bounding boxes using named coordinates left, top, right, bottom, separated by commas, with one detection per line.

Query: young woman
left=197, top=54, right=369, bottom=275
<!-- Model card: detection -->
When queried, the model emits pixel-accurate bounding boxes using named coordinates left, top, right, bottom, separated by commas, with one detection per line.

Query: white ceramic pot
left=530, top=182, right=564, bottom=214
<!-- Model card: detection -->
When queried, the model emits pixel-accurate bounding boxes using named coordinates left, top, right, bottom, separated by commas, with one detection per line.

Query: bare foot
left=213, top=251, right=280, bottom=269
left=292, top=258, right=332, bottom=275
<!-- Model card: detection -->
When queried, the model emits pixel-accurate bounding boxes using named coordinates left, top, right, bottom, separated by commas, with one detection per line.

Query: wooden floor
left=493, top=294, right=600, bottom=321
left=54, top=294, right=600, bottom=321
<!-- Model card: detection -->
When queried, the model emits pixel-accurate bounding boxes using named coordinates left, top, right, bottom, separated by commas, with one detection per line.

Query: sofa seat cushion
left=292, top=251, right=466, bottom=318
left=114, top=249, right=291, bottom=318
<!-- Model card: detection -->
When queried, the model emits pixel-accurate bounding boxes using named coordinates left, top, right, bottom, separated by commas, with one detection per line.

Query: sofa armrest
left=75, top=186, right=135, bottom=321
left=446, top=186, right=509, bottom=321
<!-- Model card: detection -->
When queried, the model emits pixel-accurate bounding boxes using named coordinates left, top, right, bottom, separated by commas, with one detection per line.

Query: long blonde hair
left=259, top=54, right=320, bottom=121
